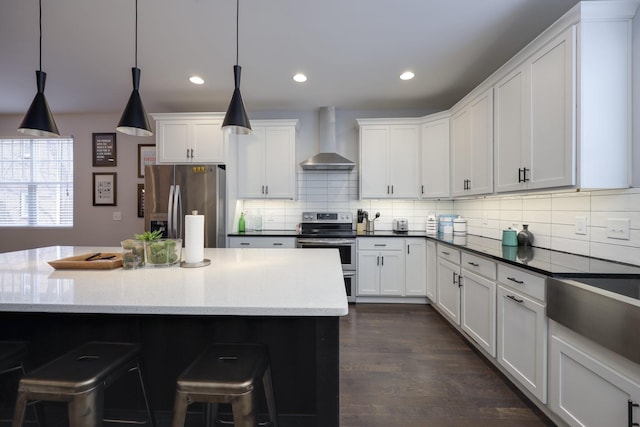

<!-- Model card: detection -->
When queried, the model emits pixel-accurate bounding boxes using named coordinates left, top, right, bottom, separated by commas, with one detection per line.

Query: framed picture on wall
left=92, top=133, right=117, bottom=166
left=138, top=144, right=156, bottom=178
left=93, top=172, right=117, bottom=206
left=137, top=183, right=145, bottom=218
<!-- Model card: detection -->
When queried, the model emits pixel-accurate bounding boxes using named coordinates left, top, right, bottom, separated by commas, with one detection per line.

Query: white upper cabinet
left=420, top=113, right=450, bottom=198
left=451, top=88, right=493, bottom=197
left=151, top=113, right=225, bottom=164
left=357, top=119, right=420, bottom=199
left=237, top=120, right=298, bottom=199
left=493, top=2, right=635, bottom=191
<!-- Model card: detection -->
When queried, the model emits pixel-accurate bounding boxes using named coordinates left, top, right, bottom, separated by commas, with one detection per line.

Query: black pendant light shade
left=117, top=67, right=152, bottom=136
left=222, top=65, right=251, bottom=135
left=18, top=70, right=60, bottom=137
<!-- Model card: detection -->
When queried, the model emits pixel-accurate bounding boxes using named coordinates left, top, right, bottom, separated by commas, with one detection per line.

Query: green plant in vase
left=135, top=230, right=181, bottom=266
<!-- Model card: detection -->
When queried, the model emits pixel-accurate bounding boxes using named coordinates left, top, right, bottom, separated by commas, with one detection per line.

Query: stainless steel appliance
left=392, top=218, right=408, bottom=233
left=144, top=165, right=226, bottom=248
left=296, top=212, right=356, bottom=303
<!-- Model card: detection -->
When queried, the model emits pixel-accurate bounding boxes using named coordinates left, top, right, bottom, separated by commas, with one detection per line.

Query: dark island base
left=0, top=312, right=340, bottom=427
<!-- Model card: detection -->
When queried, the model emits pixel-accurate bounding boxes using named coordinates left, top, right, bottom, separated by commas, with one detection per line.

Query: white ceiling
left=0, top=0, right=582, bottom=116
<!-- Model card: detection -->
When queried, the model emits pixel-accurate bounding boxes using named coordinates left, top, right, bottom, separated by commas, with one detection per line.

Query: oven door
left=343, top=271, right=356, bottom=303
left=296, top=238, right=355, bottom=270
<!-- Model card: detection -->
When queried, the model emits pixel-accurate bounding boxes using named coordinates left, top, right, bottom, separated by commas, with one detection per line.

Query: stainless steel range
left=296, top=212, right=356, bottom=303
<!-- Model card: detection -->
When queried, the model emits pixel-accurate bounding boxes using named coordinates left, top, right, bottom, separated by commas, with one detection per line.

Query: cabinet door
left=529, top=26, right=575, bottom=189
left=494, top=67, right=529, bottom=193
left=549, top=333, right=640, bottom=427
left=191, top=120, right=224, bottom=163
left=387, top=125, right=419, bottom=198
left=157, top=120, right=190, bottom=163
left=450, top=108, right=470, bottom=197
left=263, top=126, right=295, bottom=198
left=436, top=258, right=460, bottom=325
left=357, top=252, right=380, bottom=296
left=379, top=251, right=405, bottom=296
left=468, top=88, right=493, bottom=196
left=238, top=128, right=266, bottom=199
left=497, top=285, right=547, bottom=403
left=426, top=241, right=437, bottom=302
left=405, top=240, right=426, bottom=296
left=420, top=118, right=450, bottom=198
left=360, top=126, right=389, bottom=198
left=461, top=270, right=496, bottom=357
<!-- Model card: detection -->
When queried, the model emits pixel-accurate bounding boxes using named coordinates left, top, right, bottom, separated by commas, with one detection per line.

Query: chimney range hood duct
left=300, top=107, right=355, bottom=170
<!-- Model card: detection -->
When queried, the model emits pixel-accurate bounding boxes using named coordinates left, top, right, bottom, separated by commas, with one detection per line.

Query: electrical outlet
left=575, top=216, right=587, bottom=235
left=113, top=211, right=122, bottom=221
left=606, top=218, right=630, bottom=240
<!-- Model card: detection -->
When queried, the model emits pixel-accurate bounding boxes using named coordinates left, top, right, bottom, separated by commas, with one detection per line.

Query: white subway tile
left=551, top=192, right=591, bottom=211
left=550, top=236, right=590, bottom=256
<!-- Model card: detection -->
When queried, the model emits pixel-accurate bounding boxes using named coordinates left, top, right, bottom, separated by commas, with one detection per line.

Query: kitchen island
left=0, top=246, right=348, bottom=427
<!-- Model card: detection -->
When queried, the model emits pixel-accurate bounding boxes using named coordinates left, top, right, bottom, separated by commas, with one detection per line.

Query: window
left=0, top=138, right=73, bottom=227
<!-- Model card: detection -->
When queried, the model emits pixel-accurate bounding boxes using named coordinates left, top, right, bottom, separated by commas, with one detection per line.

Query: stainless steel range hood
left=300, top=107, right=355, bottom=171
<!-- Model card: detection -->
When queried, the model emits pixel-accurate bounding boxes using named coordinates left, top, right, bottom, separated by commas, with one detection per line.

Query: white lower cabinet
left=357, top=239, right=405, bottom=296
left=460, top=252, right=496, bottom=357
left=549, top=322, right=640, bottom=427
left=436, top=244, right=461, bottom=324
left=228, top=236, right=296, bottom=248
left=425, top=240, right=437, bottom=302
left=405, top=238, right=426, bottom=296
left=497, top=282, right=547, bottom=403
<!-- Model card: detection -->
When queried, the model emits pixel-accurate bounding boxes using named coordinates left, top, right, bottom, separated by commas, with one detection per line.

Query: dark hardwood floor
left=340, top=304, right=555, bottom=427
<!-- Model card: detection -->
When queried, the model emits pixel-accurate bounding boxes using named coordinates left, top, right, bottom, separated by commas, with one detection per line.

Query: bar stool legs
left=172, top=343, right=278, bottom=427
left=12, top=342, right=154, bottom=427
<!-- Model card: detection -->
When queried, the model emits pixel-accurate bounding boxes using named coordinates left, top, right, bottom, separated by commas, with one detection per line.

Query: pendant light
left=18, top=0, right=60, bottom=137
left=117, top=0, right=152, bottom=137
left=222, top=0, right=251, bottom=135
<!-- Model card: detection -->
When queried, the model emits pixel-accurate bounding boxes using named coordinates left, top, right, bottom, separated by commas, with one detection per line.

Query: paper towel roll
left=185, top=212, right=204, bottom=264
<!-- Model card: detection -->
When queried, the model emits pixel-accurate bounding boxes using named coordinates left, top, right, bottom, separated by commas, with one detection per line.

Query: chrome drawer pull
left=506, top=295, right=524, bottom=304
left=507, top=277, right=524, bottom=285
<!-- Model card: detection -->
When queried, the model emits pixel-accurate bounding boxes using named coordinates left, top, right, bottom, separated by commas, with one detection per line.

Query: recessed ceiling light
left=400, top=71, right=415, bottom=81
left=189, top=76, right=205, bottom=85
left=293, top=73, right=308, bottom=83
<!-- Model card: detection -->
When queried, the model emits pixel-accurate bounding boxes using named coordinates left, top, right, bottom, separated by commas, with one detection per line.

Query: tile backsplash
left=240, top=170, right=640, bottom=266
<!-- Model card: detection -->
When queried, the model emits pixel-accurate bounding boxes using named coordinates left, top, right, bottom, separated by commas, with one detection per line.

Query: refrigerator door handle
left=167, top=185, right=175, bottom=238
left=173, top=185, right=181, bottom=239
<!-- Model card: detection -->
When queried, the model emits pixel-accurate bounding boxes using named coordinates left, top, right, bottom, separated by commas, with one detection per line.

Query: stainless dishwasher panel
left=547, top=277, right=640, bottom=365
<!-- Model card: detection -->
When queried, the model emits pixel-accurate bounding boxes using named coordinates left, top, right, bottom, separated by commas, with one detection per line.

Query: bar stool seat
left=12, top=341, right=154, bottom=427
left=172, top=343, right=278, bottom=427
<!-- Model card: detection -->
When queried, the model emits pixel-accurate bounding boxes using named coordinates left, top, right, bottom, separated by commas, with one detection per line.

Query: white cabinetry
left=549, top=321, right=640, bottom=427
left=450, top=88, right=493, bottom=197
left=228, top=236, right=296, bottom=248
left=237, top=120, right=298, bottom=199
left=497, top=264, right=547, bottom=403
left=405, top=239, right=426, bottom=296
left=357, top=119, right=420, bottom=199
left=357, top=239, right=405, bottom=296
left=460, top=253, right=497, bottom=357
left=435, top=244, right=461, bottom=324
left=426, top=240, right=437, bottom=302
left=420, top=113, right=450, bottom=198
left=152, top=113, right=225, bottom=164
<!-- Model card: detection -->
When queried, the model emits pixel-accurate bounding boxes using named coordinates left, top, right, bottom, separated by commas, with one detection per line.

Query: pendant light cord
left=235, top=0, right=239, bottom=66
left=135, top=0, right=138, bottom=68
left=38, top=0, right=42, bottom=71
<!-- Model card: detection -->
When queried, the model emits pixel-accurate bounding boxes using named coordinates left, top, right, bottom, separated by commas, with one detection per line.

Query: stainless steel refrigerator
left=144, top=165, right=226, bottom=248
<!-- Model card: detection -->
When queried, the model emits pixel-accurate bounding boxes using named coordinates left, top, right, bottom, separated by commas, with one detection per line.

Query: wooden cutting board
left=48, top=253, right=123, bottom=270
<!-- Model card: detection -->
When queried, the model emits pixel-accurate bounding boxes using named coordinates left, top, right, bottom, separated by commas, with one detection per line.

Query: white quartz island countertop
left=0, top=246, right=349, bottom=316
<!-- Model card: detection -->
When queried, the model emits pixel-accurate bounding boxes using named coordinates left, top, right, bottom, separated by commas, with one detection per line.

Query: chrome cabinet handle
left=507, top=295, right=524, bottom=304
left=507, top=277, right=524, bottom=285
left=629, top=399, right=639, bottom=427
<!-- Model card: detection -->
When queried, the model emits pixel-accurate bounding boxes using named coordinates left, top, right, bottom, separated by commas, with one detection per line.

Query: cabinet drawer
left=498, top=264, right=545, bottom=302
left=462, top=253, right=496, bottom=280
left=229, top=237, right=296, bottom=248
left=436, top=244, right=460, bottom=265
left=357, top=239, right=404, bottom=251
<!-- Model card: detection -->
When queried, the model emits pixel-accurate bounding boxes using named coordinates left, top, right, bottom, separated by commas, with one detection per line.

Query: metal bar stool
left=0, top=341, right=40, bottom=426
left=12, top=341, right=154, bottom=427
left=172, top=343, right=278, bottom=427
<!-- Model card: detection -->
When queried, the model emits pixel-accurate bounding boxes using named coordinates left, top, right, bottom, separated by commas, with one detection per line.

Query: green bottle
left=238, top=212, right=245, bottom=233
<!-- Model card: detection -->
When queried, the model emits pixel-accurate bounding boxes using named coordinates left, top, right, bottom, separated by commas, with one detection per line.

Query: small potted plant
left=121, top=238, right=145, bottom=269
left=135, top=231, right=182, bottom=267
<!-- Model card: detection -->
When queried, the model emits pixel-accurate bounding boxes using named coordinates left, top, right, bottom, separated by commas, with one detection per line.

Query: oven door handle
left=343, top=271, right=356, bottom=278
left=296, top=239, right=355, bottom=245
